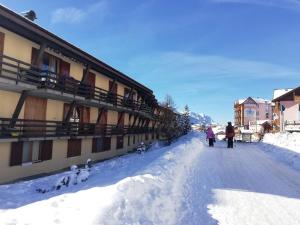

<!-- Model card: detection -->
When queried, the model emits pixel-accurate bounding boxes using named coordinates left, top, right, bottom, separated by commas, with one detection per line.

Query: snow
left=273, top=88, right=293, bottom=100
left=1, top=132, right=300, bottom=225
left=260, top=132, right=300, bottom=171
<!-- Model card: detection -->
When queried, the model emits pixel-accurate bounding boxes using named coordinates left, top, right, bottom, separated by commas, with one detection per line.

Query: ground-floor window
left=92, top=137, right=111, bottom=152
left=152, top=132, right=155, bottom=139
left=67, top=139, right=81, bottom=157
left=145, top=133, right=149, bottom=141
left=10, top=140, right=53, bottom=166
left=133, top=135, right=136, bottom=144
left=116, top=136, right=124, bottom=149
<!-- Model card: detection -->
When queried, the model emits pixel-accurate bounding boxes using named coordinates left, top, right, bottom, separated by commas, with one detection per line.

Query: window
left=117, top=136, right=124, bottom=149
left=133, top=135, right=136, bottom=144
left=266, top=112, right=269, bottom=119
left=10, top=141, right=52, bottom=166
left=67, top=139, right=81, bottom=157
left=23, top=141, right=40, bottom=163
left=128, top=136, right=131, bottom=146
left=92, top=137, right=111, bottom=152
left=145, top=133, right=149, bottom=141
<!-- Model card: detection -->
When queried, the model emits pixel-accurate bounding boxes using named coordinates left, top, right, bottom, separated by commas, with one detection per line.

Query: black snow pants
left=208, top=138, right=214, bottom=147
left=227, top=137, right=234, bottom=148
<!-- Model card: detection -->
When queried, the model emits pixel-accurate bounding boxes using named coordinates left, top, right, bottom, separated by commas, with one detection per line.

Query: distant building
left=234, top=97, right=273, bottom=131
left=272, top=87, right=300, bottom=132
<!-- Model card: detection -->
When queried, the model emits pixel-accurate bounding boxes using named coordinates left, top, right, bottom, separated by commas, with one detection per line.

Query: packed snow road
left=180, top=134, right=300, bottom=225
left=1, top=132, right=300, bottom=225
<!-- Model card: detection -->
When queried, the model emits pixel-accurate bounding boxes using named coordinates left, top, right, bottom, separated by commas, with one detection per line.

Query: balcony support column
left=96, top=107, right=104, bottom=124
left=9, top=90, right=28, bottom=128
left=117, top=111, right=125, bottom=127
left=131, top=115, right=138, bottom=128
left=64, top=101, right=76, bottom=122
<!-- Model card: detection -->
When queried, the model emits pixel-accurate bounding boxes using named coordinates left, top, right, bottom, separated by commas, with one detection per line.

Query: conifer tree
left=182, top=105, right=191, bottom=135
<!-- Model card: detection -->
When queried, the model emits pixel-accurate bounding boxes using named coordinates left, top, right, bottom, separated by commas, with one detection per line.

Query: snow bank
left=260, top=132, right=300, bottom=171
left=97, top=132, right=204, bottom=225
left=263, top=132, right=300, bottom=152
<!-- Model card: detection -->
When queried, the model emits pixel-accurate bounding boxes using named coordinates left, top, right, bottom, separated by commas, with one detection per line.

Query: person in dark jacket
left=225, top=122, right=235, bottom=148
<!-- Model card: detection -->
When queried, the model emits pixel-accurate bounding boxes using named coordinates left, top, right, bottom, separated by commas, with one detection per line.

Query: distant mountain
left=189, top=112, right=213, bottom=125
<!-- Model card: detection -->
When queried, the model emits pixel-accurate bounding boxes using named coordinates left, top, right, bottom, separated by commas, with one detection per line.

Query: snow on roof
left=235, top=97, right=271, bottom=105
left=273, top=88, right=293, bottom=100
left=252, top=97, right=271, bottom=104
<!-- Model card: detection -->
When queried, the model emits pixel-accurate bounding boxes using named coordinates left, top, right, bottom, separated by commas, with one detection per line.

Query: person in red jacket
left=225, top=122, right=235, bottom=148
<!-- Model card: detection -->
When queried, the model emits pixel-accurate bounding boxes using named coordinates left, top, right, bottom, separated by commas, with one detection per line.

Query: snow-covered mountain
left=189, top=112, right=213, bottom=125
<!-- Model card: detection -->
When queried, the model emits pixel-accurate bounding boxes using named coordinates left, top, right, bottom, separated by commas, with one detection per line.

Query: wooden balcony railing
left=0, top=118, right=155, bottom=139
left=0, top=54, right=155, bottom=117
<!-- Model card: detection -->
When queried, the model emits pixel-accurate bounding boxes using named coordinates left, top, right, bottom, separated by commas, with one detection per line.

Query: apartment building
left=234, top=97, right=273, bottom=131
left=0, top=6, right=161, bottom=183
left=272, top=87, right=300, bottom=132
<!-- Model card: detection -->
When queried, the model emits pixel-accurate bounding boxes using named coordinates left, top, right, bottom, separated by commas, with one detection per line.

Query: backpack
left=226, top=126, right=235, bottom=138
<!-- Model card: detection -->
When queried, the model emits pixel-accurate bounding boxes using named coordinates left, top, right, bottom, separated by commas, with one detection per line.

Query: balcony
left=0, top=118, right=155, bottom=140
left=284, top=120, right=300, bottom=132
left=0, top=54, right=155, bottom=119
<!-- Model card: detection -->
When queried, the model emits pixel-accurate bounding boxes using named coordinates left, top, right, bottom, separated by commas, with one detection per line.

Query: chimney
left=20, top=10, right=37, bottom=21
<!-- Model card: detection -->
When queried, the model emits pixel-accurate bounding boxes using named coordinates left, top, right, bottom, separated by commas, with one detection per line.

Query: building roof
left=235, top=97, right=271, bottom=105
left=272, top=86, right=300, bottom=102
left=0, top=5, right=155, bottom=99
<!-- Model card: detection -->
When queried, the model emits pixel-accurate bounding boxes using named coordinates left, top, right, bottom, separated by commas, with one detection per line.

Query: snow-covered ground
left=260, top=132, right=300, bottom=171
left=1, top=132, right=300, bottom=225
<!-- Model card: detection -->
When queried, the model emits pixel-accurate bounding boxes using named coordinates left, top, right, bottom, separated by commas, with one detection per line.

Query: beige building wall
left=107, top=110, right=118, bottom=124
left=117, top=82, right=126, bottom=96
left=90, top=107, right=98, bottom=123
left=0, top=27, right=39, bottom=64
left=46, top=100, right=64, bottom=121
left=0, top=90, right=25, bottom=119
left=94, top=72, right=109, bottom=91
left=124, top=113, right=129, bottom=126
left=69, top=62, right=83, bottom=81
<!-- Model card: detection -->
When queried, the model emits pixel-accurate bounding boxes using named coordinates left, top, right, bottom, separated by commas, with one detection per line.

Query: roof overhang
left=272, top=86, right=300, bottom=102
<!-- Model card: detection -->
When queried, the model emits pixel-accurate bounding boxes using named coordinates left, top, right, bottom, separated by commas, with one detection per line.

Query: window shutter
left=10, top=142, right=23, bottom=166
left=59, top=60, right=70, bottom=77
left=0, top=32, right=4, bottom=72
left=67, top=139, right=81, bottom=157
left=31, top=47, right=38, bottom=66
left=40, top=140, right=53, bottom=161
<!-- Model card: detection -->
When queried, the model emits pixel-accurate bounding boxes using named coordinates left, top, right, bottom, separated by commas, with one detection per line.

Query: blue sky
left=1, top=0, right=300, bottom=123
